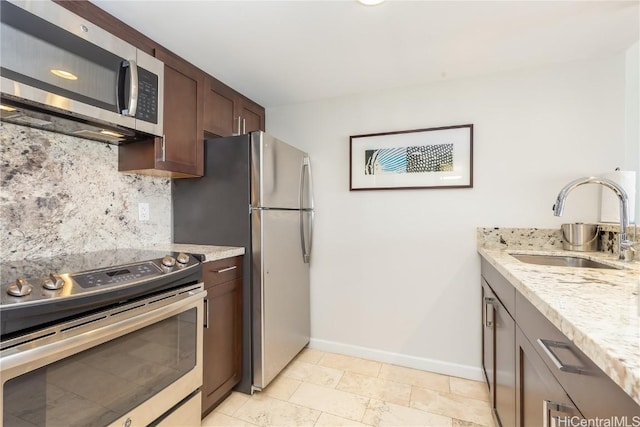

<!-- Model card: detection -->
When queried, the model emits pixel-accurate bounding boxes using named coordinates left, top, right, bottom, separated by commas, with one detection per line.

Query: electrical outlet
left=138, top=203, right=150, bottom=221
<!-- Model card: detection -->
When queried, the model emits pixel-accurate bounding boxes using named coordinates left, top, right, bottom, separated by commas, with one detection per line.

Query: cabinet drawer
left=515, top=326, right=582, bottom=427
left=203, top=256, right=243, bottom=287
left=481, top=257, right=515, bottom=316
left=515, top=292, right=640, bottom=418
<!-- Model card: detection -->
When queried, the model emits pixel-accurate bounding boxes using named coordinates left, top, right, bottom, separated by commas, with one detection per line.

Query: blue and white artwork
left=364, top=144, right=453, bottom=175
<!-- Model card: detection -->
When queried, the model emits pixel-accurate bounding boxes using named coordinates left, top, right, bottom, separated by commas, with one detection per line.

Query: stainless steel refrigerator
left=172, top=131, right=313, bottom=393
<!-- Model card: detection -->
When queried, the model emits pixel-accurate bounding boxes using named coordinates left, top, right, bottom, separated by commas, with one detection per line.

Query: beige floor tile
left=318, top=353, right=382, bottom=377
left=411, top=387, right=493, bottom=426
left=449, top=377, right=490, bottom=402
left=233, top=394, right=321, bottom=426
left=314, top=412, right=374, bottom=426
left=213, top=392, right=251, bottom=416
left=281, top=360, right=344, bottom=388
left=295, top=348, right=326, bottom=364
left=378, top=364, right=450, bottom=393
left=336, top=371, right=412, bottom=406
left=203, top=350, right=493, bottom=427
left=452, top=418, right=493, bottom=427
left=202, top=411, right=259, bottom=426
left=363, top=399, right=453, bottom=427
left=289, top=382, right=370, bottom=422
left=262, top=375, right=303, bottom=401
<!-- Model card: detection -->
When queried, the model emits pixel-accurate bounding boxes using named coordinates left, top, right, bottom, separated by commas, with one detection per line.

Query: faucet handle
left=621, top=240, right=637, bottom=262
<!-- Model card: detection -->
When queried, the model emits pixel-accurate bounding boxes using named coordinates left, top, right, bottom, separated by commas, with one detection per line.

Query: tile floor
left=202, top=348, right=494, bottom=427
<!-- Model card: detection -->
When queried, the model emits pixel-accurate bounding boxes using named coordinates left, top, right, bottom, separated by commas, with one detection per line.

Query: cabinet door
left=238, top=97, right=265, bottom=133
left=516, top=327, right=582, bottom=427
left=202, top=277, right=242, bottom=416
left=481, top=280, right=495, bottom=405
left=203, top=79, right=265, bottom=137
left=516, top=292, right=640, bottom=418
left=495, top=293, right=515, bottom=427
left=154, top=48, right=204, bottom=176
left=204, top=78, right=236, bottom=137
left=482, top=278, right=515, bottom=427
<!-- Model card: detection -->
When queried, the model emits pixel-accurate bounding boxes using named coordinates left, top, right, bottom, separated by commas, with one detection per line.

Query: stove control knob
left=8, top=278, right=33, bottom=297
left=161, top=255, right=176, bottom=268
left=42, top=274, right=64, bottom=290
left=176, top=253, right=190, bottom=265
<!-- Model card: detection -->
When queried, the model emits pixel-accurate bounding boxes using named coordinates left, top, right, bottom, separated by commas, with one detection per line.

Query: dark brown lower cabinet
left=482, top=255, right=640, bottom=426
left=481, top=277, right=515, bottom=427
left=515, top=326, right=582, bottom=427
left=202, top=257, right=243, bottom=417
left=516, top=291, right=640, bottom=420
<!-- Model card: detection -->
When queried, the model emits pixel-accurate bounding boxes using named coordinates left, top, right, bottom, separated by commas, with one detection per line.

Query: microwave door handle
left=116, top=61, right=127, bottom=114
left=117, top=60, right=139, bottom=117
left=125, top=60, right=138, bottom=117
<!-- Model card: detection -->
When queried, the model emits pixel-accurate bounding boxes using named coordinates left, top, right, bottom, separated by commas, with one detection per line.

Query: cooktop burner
left=1, top=249, right=203, bottom=306
left=1, top=249, right=204, bottom=338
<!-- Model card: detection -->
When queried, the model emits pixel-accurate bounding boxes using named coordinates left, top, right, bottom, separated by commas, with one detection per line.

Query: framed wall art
left=349, top=124, right=473, bottom=191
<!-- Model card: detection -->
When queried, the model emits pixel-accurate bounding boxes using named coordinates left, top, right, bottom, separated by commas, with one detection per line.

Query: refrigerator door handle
left=299, top=209, right=314, bottom=264
left=299, top=157, right=314, bottom=263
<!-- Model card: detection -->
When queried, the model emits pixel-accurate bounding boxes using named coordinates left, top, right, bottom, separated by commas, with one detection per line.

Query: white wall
left=267, top=54, right=627, bottom=380
left=625, top=41, right=640, bottom=219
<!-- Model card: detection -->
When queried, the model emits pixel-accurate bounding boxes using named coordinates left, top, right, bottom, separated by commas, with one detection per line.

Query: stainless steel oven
left=0, top=250, right=205, bottom=427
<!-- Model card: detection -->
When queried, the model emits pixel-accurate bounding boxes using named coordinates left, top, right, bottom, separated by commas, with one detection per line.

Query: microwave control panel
left=136, top=67, right=159, bottom=125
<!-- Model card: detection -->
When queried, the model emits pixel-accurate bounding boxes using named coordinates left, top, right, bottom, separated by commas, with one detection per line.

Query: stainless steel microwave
left=0, top=0, right=164, bottom=144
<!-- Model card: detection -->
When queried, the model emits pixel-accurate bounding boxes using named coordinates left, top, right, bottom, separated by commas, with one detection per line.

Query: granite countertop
left=144, top=243, right=245, bottom=262
left=478, top=244, right=640, bottom=406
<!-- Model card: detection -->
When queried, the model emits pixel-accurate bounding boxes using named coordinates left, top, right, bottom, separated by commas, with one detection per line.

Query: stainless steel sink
left=510, top=254, right=619, bottom=269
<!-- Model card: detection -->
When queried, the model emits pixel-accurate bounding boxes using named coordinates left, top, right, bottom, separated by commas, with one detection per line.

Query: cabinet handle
left=161, top=134, right=166, bottom=162
left=543, top=399, right=579, bottom=427
left=211, top=265, right=237, bottom=274
left=234, top=116, right=242, bottom=136
left=537, top=339, right=586, bottom=374
left=242, top=118, right=246, bottom=134
left=483, top=297, right=496, bottom=328
left=204, top=298, right=210, bottom=328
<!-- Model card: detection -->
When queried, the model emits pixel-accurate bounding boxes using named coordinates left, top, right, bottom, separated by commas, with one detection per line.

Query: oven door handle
left=204, top=297, right=210, bottom=328
left=0, top=288, right=205, bottom=379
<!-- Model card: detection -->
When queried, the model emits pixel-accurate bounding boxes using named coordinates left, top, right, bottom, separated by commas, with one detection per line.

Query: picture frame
left=349, top=124, right=473, bottom=191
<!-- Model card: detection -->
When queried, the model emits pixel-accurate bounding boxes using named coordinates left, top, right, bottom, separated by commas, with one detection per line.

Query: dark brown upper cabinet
left=119, top=48, right=205, bottom=177
left=204, top=77, right=265, bottom=138
left=57, top=0, right=264, bottom=177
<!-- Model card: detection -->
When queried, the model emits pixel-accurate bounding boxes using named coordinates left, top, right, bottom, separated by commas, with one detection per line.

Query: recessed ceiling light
left=358, top=0, right=384, bottom=6
left=50, top=69, right=78, bottom=80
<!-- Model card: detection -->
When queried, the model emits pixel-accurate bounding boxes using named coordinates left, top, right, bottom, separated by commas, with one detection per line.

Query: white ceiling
left=91, top=0, right=640, bottom=108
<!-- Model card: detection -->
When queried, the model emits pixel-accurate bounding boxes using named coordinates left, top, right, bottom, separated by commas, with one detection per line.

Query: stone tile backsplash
left=478, top=225, right=638, bottom=254
left=1, top=123, right=172, bottom=261
left=477, top=227, right=564, bottom=250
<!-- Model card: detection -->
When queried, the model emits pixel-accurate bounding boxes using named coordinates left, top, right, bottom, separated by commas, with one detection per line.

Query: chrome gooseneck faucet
left=553, top=176, right=635, bottom=261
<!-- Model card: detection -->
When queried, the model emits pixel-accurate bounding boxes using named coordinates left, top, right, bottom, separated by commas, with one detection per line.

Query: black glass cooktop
left=1, top=249, right=178, bottom=287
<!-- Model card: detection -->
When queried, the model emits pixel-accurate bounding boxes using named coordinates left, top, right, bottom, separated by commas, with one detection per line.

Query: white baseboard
left=308, top=338, right=484, bottom=382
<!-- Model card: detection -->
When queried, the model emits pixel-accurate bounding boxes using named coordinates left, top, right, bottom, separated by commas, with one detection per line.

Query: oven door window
left=3, top=308, right=197, bottom=427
